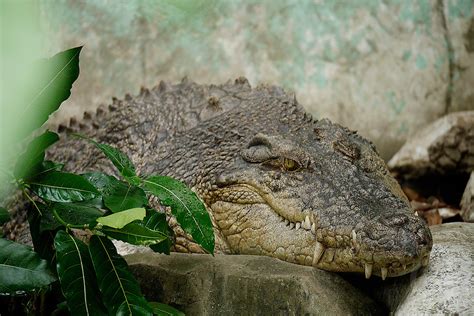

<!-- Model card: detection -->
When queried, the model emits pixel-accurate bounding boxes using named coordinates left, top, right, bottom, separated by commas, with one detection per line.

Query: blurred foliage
left=0, top=41, right=213, bottom=314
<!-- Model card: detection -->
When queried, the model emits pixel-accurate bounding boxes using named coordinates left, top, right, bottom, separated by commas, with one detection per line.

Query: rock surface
left=127, top=224, right=473, bottom=315
left=388, top=111, right=474, bottom=177
left=126, top=253, right=384, bottom=315
left=34, top=1, right=474, bottom=160
left=393, top=223, right=474, bottom=315
left=461, top=172, right=474, bottom=222
left=446, top=3, right=474, bottom=114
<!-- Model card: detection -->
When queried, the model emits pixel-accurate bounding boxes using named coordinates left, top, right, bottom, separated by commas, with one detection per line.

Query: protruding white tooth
left=414, top=211, right=418, bottom=217
left=352, top=230, right=357, bottom=244
left=296, top=222, right=301, bottom=230
left=312, top=242, right=325, bottom=266
left=381, top=267, right=388, bottom=280
left=311, top=223, right=316, bottom=234
left=365, top=263, right=373, bottom=279
left=284, top=219, right=289, bottom=226
left=289, top=222, right=295, bottom=229
left=326, top=249, right=335, bottom=262
left=303, top=216, right=311, bottom=229
left=422, top=256, right=429, bottom=267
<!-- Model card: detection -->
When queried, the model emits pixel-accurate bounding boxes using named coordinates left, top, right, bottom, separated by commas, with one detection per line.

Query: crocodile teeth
left=402, top=264, right=407, bottom=270
left=289, top=222, right=295, bottom=229
left=326, top=249, right=335, bottom=262
left=414, top=211, right=418, bottom=217
left=364, top=263, right=373, bottom=279
left=302, top=216, right=311, bottom=230
left=311, top=223, right=316, bottom=234
left=296, top=222, right=301, bottom=230
left=422, top=256, right=429, bottom=267
left=312, top=242, right=325, bottom=266
left=284, top=219, right=289, bottom=226
left=381, top=267, right=388, bottom=280
left=351, top=230, right=357, bottom=244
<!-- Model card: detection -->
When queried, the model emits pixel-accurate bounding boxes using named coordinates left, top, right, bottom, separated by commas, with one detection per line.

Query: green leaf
left=78, top=138, right=139, bottom=184
left=29, top=171, right=100, bottom=202
left=96, top=208, right=146, bottom=229
left=38, top=201, right=104, bottom=233
left=0, top=238, right=56, bottom=292
left=28, top=204, right=59, bottom=264
left=29, top=160, right=64, bottom=179
left=101, top=223, right=168, bottom=246
left=54, top=231, right=107, bottom=316
left=0, top=207, right=10, bottom=225
left=89, top=235, right=153, bottom=316
left=144, top=211, right=173, bottom=255
left=14, top=131, right=59, bottom=180
left=143, top=176, right=214, bottom=254
left=148, top=302, right=185, bottom=316
left=104, top=186, right=147, bottom=213
left=19, top=46, right=82, bottom=139
left=53, top=301, right=69, bottom=314
left=50, top=202, right=104, bottom=230
left=38, top=205, right=62, bottom=233
left=82, top=172, right=147, bottom=212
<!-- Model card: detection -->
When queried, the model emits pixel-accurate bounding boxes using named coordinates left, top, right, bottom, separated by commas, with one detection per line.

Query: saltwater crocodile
left=22, top=78, right=433, bottom=279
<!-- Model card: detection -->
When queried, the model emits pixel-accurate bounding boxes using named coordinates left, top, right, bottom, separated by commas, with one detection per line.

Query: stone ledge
left=126, top=253, right=383, bottom=315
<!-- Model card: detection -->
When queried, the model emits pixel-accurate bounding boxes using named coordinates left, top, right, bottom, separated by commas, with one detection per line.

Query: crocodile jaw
left=211, top=198, right=431, bottom=279
left=208, top=173, right=432, bottom=280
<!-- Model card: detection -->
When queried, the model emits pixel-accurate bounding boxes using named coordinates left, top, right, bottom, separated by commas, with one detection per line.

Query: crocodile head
left=202, top=116, right=432, bottom=279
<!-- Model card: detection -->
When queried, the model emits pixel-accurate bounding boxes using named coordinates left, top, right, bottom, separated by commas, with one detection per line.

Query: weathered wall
left=38, top=0, right=474, bottom=160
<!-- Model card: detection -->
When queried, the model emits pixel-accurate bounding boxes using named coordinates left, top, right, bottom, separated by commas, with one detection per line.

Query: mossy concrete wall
left=38, top=0, right=474, bottom=159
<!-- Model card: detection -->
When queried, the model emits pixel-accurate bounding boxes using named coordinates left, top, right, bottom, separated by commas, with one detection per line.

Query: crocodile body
left=37, top=78, right=432, bottom=279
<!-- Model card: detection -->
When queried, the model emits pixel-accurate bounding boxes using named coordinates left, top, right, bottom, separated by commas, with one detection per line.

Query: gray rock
left=394, top=223, right=474, bottom=315
left=461, top=172, right=474, bottom=222
left=126, top=253, right=384, bottom=315
left=388, top=111, right=474, bottom=177
left=445, top=3, right=474, bottom=114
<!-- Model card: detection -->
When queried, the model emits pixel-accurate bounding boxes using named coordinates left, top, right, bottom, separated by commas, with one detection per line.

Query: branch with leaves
left=0, top=46, right=213, bottom=315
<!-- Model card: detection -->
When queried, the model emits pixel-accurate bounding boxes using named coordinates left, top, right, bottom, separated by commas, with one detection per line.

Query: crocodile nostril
left=417, top=227, right=432, bottom=247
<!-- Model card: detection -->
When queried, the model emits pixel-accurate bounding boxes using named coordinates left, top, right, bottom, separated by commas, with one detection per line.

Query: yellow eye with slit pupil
left=283, top=158, right=298, bottom=171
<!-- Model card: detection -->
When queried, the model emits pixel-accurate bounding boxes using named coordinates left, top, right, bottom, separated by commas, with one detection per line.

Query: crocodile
left=11, top=78, right=433, bottom=280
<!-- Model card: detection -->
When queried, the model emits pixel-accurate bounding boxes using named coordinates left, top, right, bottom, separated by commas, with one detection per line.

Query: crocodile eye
left=283, top=158, right=299, bottom=171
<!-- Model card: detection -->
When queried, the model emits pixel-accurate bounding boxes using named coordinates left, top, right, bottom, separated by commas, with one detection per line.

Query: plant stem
left=52, top=207, right=90, bottom=229
left=23, top=189, right=42, bottom=216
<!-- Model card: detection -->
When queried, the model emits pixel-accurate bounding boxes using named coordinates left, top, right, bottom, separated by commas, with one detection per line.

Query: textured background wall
left=37, top=0, right=474, bottom=160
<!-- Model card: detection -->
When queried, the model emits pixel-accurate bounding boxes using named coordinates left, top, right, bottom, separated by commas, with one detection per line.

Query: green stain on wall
left=310, top=67, right=328, bottom=89
left=38, top=0, right=473, bottom=103
left=447, top=0, right=474, bottom=19
left=397, top=121, right=409, bottom=134
left=398, top=0, right=432, bottom=32
left=434, top=54, right=446, bottom=72
left=402, top=50, right=412, bottom=61
left=415, top=54, right=428, bottom=69
left=386, top=91, right=406, bottom=116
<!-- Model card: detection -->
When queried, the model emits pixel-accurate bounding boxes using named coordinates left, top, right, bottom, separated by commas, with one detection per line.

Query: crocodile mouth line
left=215, top=183, right=430, bottom=279
left=274, top=210, right=430, bottom=279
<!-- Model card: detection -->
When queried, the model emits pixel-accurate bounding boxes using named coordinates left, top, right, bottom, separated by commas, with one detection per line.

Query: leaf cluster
left=0, top=47, right=211, bottom=315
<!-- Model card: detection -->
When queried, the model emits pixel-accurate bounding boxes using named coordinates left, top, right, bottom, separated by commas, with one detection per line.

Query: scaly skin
left=41, top=78, right=432, bottom=279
